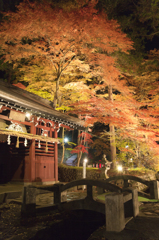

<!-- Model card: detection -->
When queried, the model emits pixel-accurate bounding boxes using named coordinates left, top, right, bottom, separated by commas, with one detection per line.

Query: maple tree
left=4, top=0, right=159, bottom=168
left=0, top=0, right=159, bottom=169
left=17, top=56, right=92, bottom=105
left=0, top=0, right=89, bottom=108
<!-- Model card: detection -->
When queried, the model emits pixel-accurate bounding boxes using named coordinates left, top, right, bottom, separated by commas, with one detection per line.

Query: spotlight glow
left=25, top=112, right=31, bottom=119
left=84, top=158, right=88, bottom=163
left=64, top=137, right=68, bottom=143
left=117, top=165, right=123, bottom=172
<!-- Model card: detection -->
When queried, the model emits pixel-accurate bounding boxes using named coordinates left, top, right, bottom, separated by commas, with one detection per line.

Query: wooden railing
left=104, top=175, right=159, bottom=199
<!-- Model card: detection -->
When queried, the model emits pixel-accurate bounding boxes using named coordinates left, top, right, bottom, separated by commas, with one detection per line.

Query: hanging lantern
left=16, top=136, right=19, bottom=148
left=38, top=140, right=41, bottom=148
left=7, top=135, right=11, bottom=145
left=24, top=138, right=27, bottom=147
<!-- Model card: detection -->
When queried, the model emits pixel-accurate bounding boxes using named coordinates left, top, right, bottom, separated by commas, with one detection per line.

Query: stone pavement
left=65, top=154, right=77, bottom=166
left=139, top=202, right=159, bottom=217
left=0, top=183, right=23, bottom=194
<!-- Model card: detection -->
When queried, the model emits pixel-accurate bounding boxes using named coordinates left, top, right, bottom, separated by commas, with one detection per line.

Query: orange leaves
left=71, top=144, right=88, bottom=154
left=0, top=1, right=145, bottom=151
left=0, top=0, right=133, bottom=77
left=71, top=131, right=93, bottom=154
left=78, top=132, right=93, bottom=144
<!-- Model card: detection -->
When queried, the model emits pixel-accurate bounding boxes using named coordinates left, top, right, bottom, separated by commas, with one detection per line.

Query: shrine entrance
left=0, top=80, right=85, bottom=184
left=0, top=142, right=11, bottom=183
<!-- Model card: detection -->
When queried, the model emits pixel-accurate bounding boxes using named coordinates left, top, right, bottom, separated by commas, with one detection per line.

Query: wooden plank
left=35, top=144, right=54, bottom=148
left=9, top=110, right=25, bottom=122
left=35, top=151, right=54, bottom=154
left=36, top=153, right=54, bottom=157
left=35, top=125, right=55, bottom=131
left=35, top=148, right=54, bottom=152
left=35, top=159, right=54, bottom=163
left=0, top=114, right=32, bottom=126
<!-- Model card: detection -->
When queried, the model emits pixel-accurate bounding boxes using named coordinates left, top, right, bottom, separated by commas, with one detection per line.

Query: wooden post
left=29, top=122, right=36, bottom=182
left=131, top=188, right=139, bottom=217
left=87, top=184, right=93, bottom=200
left=54, top=184, right=61, bottom=205
left=54, top=129, right=58, bottom=182
left=105, top=193, right=125, bottom=232
left=123, top=188, right=139, bottom=218
left=21, top=185, right=36, bottom=217
left=149, top=180, right=159, bottom=199
left=124, top=179, right=129, bottom=188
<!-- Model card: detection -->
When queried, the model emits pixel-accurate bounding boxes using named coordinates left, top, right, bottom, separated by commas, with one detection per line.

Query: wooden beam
left=0, top=114, right=32, bottom=126
left=29, top=122, right=36, bottom=182
left=54, top=130, right=58, bottom=182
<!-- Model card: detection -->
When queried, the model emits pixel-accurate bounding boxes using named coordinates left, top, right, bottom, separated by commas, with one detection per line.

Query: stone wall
left=58, top=165, right=157, bottom=191
left=107, top=169, right=156, bottom=191
left=58, top=164, right=101, bottom=182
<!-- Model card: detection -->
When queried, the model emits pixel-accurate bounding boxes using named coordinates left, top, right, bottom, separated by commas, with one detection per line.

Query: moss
left=108, top=167, right=155, bottom=177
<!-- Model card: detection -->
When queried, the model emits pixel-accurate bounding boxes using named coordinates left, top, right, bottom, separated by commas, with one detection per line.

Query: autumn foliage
left=1, top=0, right=159, bottom=165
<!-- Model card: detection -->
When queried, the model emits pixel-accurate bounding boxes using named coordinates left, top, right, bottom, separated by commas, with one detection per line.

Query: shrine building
left=0, top=80, right=85, bottom=185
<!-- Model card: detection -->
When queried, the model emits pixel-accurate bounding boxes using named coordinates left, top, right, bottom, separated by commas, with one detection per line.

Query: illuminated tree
left=0, top=0, right=136, bottom=166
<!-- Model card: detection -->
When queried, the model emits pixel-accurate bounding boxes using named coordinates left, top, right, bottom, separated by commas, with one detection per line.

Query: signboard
left=9, top=110, right=25, bottom=122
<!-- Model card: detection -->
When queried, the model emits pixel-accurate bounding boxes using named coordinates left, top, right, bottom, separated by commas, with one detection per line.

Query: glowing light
left=84, top=158, right=87, bottom=163
left=117, top=165, right=123, bottom=172
left=7, top=135, right=11, bottom=145
left=25, top=112, right=31, bottom=119
left=38, top=140, right=41, bottom=148
left=24, top=138, right=27, bottom=147
left=64, top=137, right=68, bottom=143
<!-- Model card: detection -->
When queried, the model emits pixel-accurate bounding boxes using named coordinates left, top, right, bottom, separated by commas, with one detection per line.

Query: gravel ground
left=88, top=202, right=159, bottom=240
left=0, top=203, right=65, bottom=240
left=0, top=202, right=104, bottom=240
left=1, top=200, right=159, bottom=240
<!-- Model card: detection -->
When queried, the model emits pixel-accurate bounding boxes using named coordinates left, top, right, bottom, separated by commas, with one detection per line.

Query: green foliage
left=90, top=138, right=110, bottom=157
left=113, top=51, right=143, bottom=75
left=98, top=0, right=159, bottom=54
left=58, top=163, right=100, bottom=182
left=116, top=135, right=159, bottom=170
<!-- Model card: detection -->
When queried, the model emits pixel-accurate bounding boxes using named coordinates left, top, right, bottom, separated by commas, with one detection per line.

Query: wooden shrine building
left=0, top=80, right=85, bottom=184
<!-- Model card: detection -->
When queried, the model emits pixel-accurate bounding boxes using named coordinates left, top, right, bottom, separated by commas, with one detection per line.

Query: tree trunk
left=77, top=129, right=82, bottom=167
left=109, top=124, right=116, bottom=168
left=53, top=73, right=61, bottom=109
left=108, top=84, right=116, bottom=169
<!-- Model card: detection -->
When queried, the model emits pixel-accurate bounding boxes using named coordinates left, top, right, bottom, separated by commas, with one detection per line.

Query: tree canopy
left=1, top=0, right=159, bottom=167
